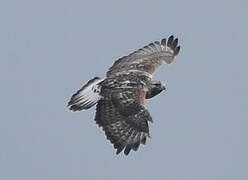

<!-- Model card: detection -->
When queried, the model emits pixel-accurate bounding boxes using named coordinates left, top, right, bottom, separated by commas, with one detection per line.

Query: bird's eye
left=154, top=83, right=161, bottom=86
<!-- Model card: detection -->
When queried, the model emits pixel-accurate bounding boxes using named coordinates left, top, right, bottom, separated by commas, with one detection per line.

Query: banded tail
left=68, top=77, right=104, bottom=111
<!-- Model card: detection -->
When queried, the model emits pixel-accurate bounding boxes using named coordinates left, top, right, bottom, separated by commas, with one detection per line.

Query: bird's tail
left=67, top=77, right=104, bottom=111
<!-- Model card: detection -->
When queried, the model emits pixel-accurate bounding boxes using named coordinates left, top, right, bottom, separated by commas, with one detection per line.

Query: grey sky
left=0, top=0, right=247, bottom=179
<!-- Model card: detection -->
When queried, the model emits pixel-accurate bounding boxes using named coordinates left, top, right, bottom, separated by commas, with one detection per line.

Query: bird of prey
left=68, top=35, right=180, bottom=155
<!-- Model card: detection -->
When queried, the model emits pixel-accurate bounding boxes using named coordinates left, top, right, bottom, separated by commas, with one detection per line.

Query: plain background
left=0, top=0, right=247, bottom=179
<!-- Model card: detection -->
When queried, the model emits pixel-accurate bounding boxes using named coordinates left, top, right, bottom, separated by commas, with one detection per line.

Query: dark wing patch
left=107, top=35, right=180, bottom=77
left=95, top=90, right=151, bottom=155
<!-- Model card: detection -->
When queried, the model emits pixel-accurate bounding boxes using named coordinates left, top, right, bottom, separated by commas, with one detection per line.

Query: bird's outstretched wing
left=95, top=89, right=152, bottom=155
left=107, top=35, right=180, bottom=77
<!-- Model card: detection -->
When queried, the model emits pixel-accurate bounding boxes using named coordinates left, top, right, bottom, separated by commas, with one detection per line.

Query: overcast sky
left=0, top=0, right=247, bottom=180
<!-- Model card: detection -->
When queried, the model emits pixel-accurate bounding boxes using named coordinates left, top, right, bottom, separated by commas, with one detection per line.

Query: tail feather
left=68, top=77, right=104, bottom=111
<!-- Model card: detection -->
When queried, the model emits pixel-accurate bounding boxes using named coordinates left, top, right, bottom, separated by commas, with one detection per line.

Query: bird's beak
left=162, top=84, right=166, bottom=91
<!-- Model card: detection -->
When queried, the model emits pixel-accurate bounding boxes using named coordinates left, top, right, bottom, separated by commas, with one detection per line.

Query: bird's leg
left=145, top=80, right=166, bottom=99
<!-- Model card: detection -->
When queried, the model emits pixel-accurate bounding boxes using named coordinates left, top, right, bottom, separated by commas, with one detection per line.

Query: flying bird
left=68, top=35, right=180, bottom=155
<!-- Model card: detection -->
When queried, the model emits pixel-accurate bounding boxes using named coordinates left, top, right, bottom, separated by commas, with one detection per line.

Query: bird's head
left=146, top=80, right=166, bottom=99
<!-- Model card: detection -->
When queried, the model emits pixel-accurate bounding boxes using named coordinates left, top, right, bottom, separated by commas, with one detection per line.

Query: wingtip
left=165, top=35, right=180, bottom=56
left=161, top=38, right=167, bottom=46
left=167, top=35, right=174, bottom=47
left=172, top=38, right=178, bottom=48
left=124, top=145, right=132, bottom=155
left=175, top=46, right=180, bottom=56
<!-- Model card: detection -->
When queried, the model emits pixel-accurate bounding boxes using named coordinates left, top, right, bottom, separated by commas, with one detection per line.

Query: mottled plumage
left=68, top=35, right=180, bottom=155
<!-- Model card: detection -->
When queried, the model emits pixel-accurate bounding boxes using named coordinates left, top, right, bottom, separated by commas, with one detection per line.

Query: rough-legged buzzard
left=68, top=35, right=180, bottom=155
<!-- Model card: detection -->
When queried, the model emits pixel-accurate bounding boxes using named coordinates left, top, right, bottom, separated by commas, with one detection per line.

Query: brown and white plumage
left=68, top=35, right=180, bottom=155
left=107, top=35, right=180, bottom=76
